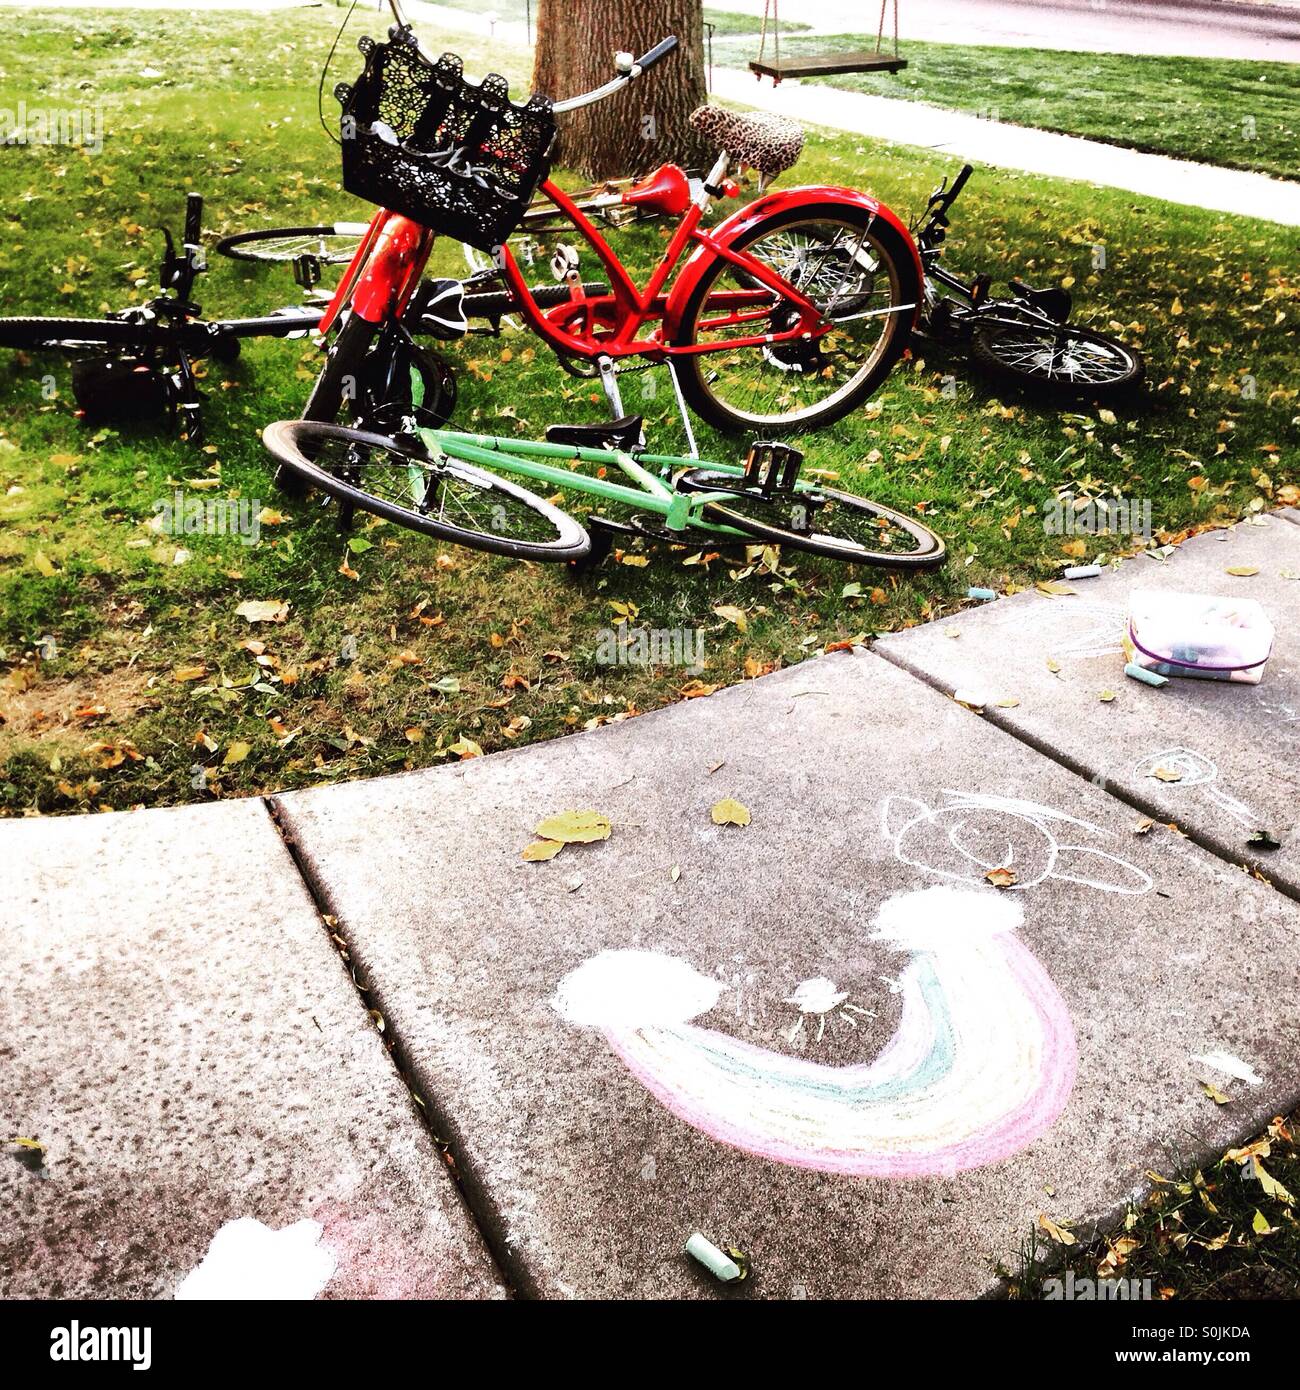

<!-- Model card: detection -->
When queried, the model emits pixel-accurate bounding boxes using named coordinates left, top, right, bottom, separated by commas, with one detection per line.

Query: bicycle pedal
left=292, top=253, right=323, bottom=289
left=742, top=440, right=804, bottom=496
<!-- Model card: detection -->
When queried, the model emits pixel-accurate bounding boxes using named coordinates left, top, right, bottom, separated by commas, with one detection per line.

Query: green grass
left=714, top=35, right=1300, bottom=181
left=0, top=5, right=1297, bottom=822
left=1004, top=1108, right=1300, bottom=1299
left=703, top=7, right=808, bottom=37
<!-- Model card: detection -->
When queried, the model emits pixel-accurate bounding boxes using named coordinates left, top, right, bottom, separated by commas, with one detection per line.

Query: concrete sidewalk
left=5, top=515, right=1298, bottom=1300
left=1, top=800, right=505, bottom=1299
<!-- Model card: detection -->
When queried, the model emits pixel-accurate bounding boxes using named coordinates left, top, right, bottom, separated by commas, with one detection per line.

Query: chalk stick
left=1063, top=564, right=1102, bottom=580
left=966, top=587, right=997, bottom=601
left=685, top=1232, right=742, bottom=1283
left=1124, top=662, right=1168, bottom=687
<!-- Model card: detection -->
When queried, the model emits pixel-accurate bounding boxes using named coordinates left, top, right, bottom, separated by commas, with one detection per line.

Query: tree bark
left=531, top=0, right=710, bottom=181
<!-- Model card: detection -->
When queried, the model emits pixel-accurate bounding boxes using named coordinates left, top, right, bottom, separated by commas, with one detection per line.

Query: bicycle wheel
left=216, top=224, right=369, bottom=265
left=970, top=321, right=1143, bottom=397
left=672, top=203, right=919, bottom=433
left=0, top=316, right=143, bottom=353
left=262, top=420, right=590, bottom=562
left=678, top=469, right=945, bottom=569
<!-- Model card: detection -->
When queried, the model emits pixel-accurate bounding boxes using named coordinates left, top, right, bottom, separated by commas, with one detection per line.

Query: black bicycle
left=912, top=164, right=1144, bottom=398
left=0, top=192, right=609, bottom=442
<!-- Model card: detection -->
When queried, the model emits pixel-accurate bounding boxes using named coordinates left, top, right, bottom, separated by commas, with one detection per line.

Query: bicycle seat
left=1009, top=278, right=1072, bottom=323
left=689, top=105, right=804, bottom=178
left=545, top=415, right=644, bottom=451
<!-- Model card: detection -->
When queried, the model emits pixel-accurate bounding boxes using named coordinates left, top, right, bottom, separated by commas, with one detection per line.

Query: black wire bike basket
left=336, top=26, right=555, bottom=254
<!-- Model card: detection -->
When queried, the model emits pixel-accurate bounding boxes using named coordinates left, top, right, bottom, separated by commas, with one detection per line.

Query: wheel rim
left=297, top=431, right=573, bottom=548
left=228, top=231, right=362, bottom=264
left=982, top=327, right=1134, bottom=385
left=696, top=478, right=941, bottom=564
left=687, top=216, right=906, bottom=427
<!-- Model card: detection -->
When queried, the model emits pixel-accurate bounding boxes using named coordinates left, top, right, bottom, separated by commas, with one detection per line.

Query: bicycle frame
left=317, top=169, right=864, bottom=364
left=914, top=166, right=1081, bottom=342
left=418, top=426, right=751, bottom=535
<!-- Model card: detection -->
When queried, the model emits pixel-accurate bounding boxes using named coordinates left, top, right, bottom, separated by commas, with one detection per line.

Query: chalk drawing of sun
left=553, top=885, right=1076, bottom=1179
left=782, top=977, right=874, bottom=1045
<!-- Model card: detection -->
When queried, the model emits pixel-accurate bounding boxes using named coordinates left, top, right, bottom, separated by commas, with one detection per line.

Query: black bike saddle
left=1009, top=278, right=1072, bottom=322
left=545, top=415, right=645, bottom=451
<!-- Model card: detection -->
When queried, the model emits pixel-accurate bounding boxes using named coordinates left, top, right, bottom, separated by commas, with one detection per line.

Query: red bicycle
left=300, top=0, right=923, bottom=453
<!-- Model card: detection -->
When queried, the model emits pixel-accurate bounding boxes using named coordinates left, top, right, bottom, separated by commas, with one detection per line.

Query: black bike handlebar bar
left=184, top=192, right=203, bottom=248
left=947, top=163, right=974, bottom=203
left=635, top=35, right=679, bottom=72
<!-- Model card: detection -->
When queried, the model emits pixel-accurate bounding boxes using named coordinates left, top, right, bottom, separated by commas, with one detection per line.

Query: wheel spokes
left=309, top=436, right=561, bottom=545
left=693, top=216, right=902, bottom=424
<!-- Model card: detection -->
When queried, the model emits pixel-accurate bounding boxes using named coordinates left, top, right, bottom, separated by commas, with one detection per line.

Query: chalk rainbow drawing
left=552, top=886, right=1076, bottom=1177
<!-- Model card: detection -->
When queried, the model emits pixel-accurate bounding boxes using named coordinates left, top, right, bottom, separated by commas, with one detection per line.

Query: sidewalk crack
left=261, top=795, right=528, bottom=1299
left=867, top=645, right=1297, bottom=906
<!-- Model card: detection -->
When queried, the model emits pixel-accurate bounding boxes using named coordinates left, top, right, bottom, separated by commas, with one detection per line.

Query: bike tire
left=0, top=316, right=144, bottom=353
left=970, top=322, right=1144, bottom=398
left=671, top=203, right=920, bottom=433
left=300, top=310, right=378, bottom=426
left=262, top=420, right=590, bottom=562
left=679, top=469, right=945, bottom=569
left=215, top=224, right=369, bottom=264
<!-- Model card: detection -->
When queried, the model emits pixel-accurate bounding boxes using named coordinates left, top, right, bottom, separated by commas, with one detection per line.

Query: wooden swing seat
left=748, top=53, right=908, bottom=80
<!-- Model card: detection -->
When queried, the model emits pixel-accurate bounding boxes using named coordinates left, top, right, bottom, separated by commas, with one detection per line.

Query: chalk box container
left=1124, top=589, right=1274, bottom=685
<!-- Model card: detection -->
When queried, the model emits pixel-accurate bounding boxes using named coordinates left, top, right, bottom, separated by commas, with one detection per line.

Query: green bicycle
left=259, top=418, right=946, bottom=570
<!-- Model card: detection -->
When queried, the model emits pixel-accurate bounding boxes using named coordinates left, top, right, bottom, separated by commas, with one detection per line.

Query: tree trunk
left=532, top=0, right=710, bottom=181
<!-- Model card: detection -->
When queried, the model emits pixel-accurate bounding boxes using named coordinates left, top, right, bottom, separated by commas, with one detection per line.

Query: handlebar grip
left=635, top=35, right=678, bottom=72
left=948, top=164, right=974, bottom=199
left=184, top=192, right=203, bottom=247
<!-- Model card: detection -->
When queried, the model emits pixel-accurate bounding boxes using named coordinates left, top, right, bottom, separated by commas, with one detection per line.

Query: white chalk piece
left=1063, top=564, right=1102, bottom=579
left=1124, top=662, right=1168, bottom=688
left=685, top=1231, right=742, bottom=1283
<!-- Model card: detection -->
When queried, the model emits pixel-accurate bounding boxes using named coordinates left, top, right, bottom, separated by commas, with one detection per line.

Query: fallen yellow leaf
left=521, top=838, right=564, bottom=862
left=534, top=810, right=611, bottom=844
left=711, top=797, right=751, bottom=827
left=234, top=599, right=290, bottom=624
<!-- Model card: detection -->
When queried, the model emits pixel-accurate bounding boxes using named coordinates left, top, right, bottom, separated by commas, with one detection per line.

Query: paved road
left=718, top=0, right=1300, bottom=62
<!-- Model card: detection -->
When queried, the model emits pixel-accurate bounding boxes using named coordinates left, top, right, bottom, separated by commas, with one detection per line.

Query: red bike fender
left=662, top=185, right=924, bottom=341
left=349, top=214, right=428, bottom=324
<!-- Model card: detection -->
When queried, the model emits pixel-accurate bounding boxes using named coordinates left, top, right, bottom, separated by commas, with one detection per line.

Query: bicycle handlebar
left=383, top=0, right=675, bottom=114
left=946, top=163, right=974, bottom=203
left=184, top=192, right=203, bottom=248
left=632, top=35, right=680, bottom=73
